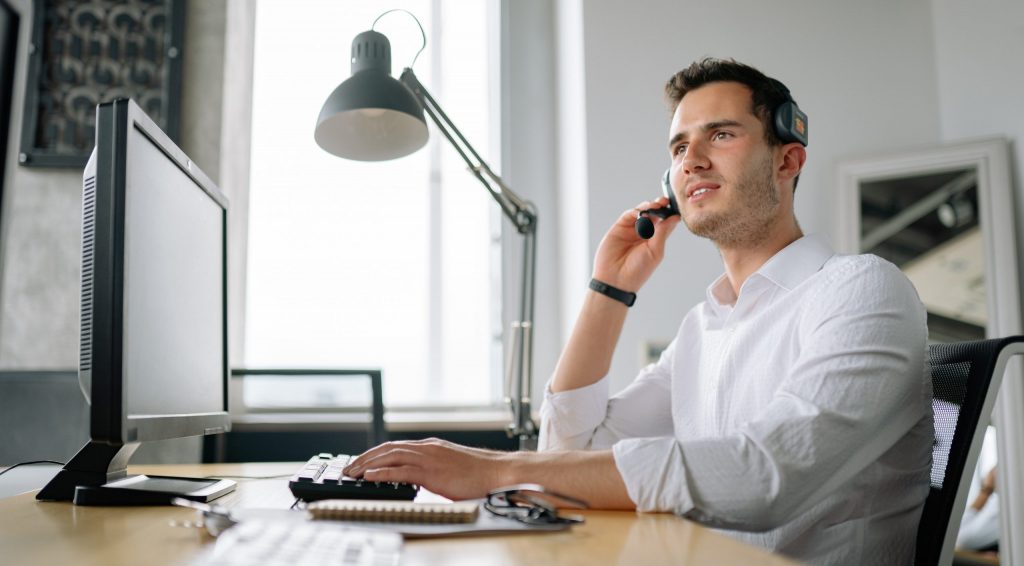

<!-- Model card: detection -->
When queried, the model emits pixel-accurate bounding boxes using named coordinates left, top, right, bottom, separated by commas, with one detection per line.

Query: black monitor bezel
left=87, top=98, right=230, bottom=444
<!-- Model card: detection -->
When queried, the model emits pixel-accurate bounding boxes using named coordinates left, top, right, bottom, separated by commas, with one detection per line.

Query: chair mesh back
left=915, top=338, right=1016, bottom=566
left=929, top=360, right=971, bottom=489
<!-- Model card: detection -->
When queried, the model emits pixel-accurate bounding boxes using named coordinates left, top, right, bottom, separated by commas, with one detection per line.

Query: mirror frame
left=838, top=137, right=1024, bottom=562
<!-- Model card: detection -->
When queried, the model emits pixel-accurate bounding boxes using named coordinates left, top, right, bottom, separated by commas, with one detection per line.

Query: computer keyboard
left=195, top=519, right=402, bottom=566
left=289, top=454, right=418, bottom=502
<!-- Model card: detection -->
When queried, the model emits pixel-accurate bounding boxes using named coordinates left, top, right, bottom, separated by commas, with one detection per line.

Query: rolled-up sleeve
left=539, top=339, right=677, bottom=451
left=538, top=377, right=611, bottom=450
left=613, top=436, right=694, bottom=511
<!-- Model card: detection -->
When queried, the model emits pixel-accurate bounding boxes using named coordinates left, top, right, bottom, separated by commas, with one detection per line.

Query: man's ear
left=777, top=143, right=806, bottom=185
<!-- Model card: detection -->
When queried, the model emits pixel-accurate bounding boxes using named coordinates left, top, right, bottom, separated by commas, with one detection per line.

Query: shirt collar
left=756, top=234, right=836, bottom=291
left=704, top=234, right=836, bottom=311
left=706, top=273, right=737, bottom=311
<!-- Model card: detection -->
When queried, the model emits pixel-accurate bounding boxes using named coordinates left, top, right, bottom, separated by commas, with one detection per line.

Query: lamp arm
left=399, top=67, right=538, bottom=448
left=400, top=69, right=535, bottom=233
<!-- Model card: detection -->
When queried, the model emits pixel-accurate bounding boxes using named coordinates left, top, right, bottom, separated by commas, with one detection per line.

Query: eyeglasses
left=484, top=484, right=588, bottom=526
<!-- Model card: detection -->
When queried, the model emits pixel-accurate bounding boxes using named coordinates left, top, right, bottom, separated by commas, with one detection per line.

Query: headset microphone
left=635, top=169, right=680, bottom=239
left=635, top=216, right=654, bottom=240
left=636, top=207, right=676, bottom=239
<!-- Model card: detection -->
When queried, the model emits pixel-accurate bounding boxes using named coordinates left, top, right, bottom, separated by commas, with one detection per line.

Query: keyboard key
left=295, top=462, right=326, bottom=482
left=289, top=453, right=418, bottom=502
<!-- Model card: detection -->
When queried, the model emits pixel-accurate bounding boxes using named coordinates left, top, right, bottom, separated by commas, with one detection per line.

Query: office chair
left=916, top=336, right=1024, bottom=566
left=207, top=369, right=387, bottom=463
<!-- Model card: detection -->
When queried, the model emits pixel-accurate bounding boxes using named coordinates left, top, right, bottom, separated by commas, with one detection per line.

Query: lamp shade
left=314, top=30, right=428, bottom=161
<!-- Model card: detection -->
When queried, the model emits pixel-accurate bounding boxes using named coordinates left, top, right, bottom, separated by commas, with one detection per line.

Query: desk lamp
left=314, top=11, right=538, bottom=449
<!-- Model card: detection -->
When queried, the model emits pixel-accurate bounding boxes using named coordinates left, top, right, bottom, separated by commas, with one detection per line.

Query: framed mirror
left=838, top=137, right=1024, bottom=560
left=838, top=137, right=1020, bottom=341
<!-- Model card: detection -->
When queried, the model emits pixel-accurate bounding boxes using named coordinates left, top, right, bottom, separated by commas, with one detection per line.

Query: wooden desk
left=1, top=462, right=799, bottom=565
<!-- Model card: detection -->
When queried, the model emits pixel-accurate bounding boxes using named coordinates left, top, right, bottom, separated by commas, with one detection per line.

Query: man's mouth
left=686, top=182, right=720, bottom=200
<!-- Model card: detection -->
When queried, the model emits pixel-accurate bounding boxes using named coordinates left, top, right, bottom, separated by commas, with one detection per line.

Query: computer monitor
left=36, top=98, right=235, bottom=505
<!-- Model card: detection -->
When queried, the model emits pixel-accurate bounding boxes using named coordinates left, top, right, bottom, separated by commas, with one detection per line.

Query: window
left=245, top=0, right=502, bottom=408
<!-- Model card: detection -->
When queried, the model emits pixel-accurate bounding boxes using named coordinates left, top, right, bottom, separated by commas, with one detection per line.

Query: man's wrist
left=589, top=278, right=637, bottom=307
left=496, top=451, right=526, bottom=486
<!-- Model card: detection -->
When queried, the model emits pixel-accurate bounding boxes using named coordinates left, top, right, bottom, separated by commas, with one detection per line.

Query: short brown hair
left=665, top=58, right=795, bottom=148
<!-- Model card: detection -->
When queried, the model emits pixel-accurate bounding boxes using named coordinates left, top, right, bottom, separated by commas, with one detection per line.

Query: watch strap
left=589, top=278, right=636, bottom=307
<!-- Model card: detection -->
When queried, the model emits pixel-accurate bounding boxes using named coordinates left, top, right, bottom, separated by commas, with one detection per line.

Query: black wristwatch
left=589, top=278, right=636, bottom=307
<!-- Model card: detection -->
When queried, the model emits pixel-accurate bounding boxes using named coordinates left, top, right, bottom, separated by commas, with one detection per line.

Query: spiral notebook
left=304, top=499, right=573, bottom=538
left=308, top=500, right=479, bottom=524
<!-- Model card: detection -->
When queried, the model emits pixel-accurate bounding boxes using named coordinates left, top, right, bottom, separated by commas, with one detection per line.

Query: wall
left=0, top=0, right=80, bottom=368
left=559, top=0, right=944, bottom=393
left=931, top=0, right=1024, bottom=296
left=0, top=0, right=234, bottom=369
left=503, top=0, right=561, bottom=410
left=0, top=0, right=235, bottom=464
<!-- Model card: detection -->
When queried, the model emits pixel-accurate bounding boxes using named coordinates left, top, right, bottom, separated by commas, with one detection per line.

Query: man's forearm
left=549, top=291, right=630, bottom=393
left=500, top=449, right=635, bottom=510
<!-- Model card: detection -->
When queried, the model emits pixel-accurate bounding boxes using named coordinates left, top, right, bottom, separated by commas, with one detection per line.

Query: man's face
left=667, top=81, right=783, bottom=247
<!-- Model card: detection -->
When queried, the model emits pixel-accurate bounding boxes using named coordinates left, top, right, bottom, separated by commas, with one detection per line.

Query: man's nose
left=683, top=141, right=710, bottom=174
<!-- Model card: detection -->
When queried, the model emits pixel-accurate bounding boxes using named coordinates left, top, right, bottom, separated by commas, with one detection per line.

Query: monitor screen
left=122, top=124, right=225, bottom=418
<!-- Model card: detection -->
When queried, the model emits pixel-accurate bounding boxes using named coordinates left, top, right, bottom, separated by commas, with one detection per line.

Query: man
left=345, top=58, right=933, bottom=565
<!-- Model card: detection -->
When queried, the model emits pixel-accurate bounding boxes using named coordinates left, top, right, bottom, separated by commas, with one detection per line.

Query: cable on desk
left=0, top=460, right=65, bottom=479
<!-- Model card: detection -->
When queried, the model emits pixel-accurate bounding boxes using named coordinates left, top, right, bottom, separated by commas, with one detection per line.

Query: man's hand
left=981, top=467, right=997, bottom=495
left=969, top=466, right=998, bottom=512
left=344, top=439, right=635, bottom=509
left=593, top=197, right=681, bottom=292
left=343, top=438, right=513, bottom=501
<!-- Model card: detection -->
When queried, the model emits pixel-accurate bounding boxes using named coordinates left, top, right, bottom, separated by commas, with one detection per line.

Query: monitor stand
left=35, top=441, right=235, bottom=505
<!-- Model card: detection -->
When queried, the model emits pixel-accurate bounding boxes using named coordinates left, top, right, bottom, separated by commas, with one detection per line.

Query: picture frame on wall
left=18, top=0, right=184, bottom=168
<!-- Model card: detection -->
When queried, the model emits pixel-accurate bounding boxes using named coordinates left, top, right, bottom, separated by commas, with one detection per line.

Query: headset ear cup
left=774, top=101, right=809, bottom=146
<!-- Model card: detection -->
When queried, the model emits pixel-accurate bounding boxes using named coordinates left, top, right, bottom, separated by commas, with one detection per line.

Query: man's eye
left=674, top=144, right=688, bottom=156
left=713, top=131, right=732, bottom=141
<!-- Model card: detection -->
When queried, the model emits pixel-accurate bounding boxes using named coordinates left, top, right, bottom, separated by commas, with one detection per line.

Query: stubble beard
left=681, top=152, right=780, bottom=248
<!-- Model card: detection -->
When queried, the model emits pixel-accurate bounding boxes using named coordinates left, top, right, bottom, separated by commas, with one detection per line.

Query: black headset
left=635, top=79, right=808, bottom=239
left=769, top=78, right=808, bottom=147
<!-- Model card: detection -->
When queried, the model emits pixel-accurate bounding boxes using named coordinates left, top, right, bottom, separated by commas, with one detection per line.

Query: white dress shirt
left=539, top=235, right=933, bottom=565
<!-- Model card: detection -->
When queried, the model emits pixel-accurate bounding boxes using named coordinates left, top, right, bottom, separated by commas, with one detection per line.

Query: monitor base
left=36, top=441, right=137, bottom=501
left=72, top=474, right=236, bottom=505
left=34, top=440, right=236, bottom=505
